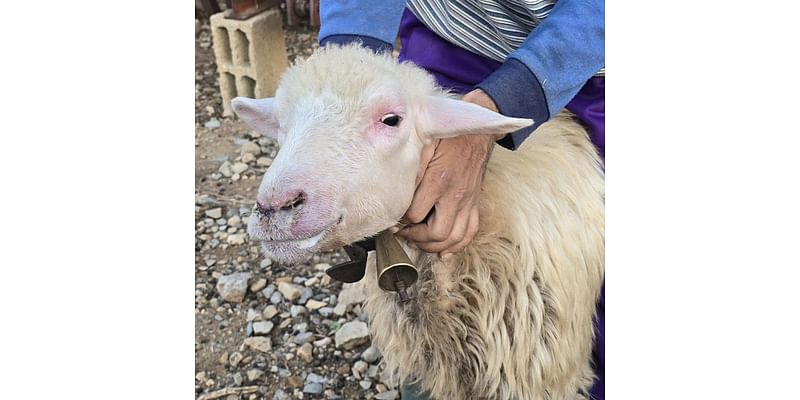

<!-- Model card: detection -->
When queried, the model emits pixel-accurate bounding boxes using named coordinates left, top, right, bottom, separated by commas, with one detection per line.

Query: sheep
left=232, top=44, right=604, bottom=400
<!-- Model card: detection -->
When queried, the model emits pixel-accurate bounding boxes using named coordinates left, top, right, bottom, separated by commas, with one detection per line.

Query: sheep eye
left=380, top=114, right=401, bottom=127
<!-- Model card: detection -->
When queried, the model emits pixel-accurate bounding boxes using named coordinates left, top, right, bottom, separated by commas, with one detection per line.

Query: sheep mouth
left=253, top=216, right=343, bottom=262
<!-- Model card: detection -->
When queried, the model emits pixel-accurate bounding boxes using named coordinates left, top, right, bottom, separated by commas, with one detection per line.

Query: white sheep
left=233, top=44, right=604, bottom=400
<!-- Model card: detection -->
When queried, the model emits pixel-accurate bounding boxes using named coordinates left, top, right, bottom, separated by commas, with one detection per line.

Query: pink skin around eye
left=366, top=102, right=406, bottom=145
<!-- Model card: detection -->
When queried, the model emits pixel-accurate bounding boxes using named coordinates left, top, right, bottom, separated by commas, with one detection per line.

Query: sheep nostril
left=280, top=192, right=306, bottom=211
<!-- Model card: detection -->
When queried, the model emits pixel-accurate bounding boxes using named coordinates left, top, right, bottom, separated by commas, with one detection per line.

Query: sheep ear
left=231, top=97, right=279, bottom=138
left=415, top=96, right=533, bottom=141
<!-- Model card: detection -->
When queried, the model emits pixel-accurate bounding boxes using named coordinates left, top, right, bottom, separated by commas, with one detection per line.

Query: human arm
left=317, top=0, right=406, bottom=52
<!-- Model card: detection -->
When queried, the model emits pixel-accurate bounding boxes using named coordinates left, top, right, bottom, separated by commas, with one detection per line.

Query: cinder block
left=210, top=10, right=289, bottom=116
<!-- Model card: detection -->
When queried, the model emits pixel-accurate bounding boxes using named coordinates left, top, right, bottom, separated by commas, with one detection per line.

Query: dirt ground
left=195, top=8, right=401, bottom=400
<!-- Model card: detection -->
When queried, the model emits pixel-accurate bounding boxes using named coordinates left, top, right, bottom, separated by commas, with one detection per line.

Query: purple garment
left=398, top=9, right=605, bottom=400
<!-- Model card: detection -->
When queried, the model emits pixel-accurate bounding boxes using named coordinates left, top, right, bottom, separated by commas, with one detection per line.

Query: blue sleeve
left=318, top=0, right=407, bottom=52
left=477, top=0, right=604, bottom=150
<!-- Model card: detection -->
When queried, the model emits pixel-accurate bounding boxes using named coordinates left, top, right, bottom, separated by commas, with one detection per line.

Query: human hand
left=396, top=89, right=505, bottom=258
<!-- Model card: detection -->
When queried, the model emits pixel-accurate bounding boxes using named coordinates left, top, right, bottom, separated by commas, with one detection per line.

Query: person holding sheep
left=317, top=1, right=604, bottom=398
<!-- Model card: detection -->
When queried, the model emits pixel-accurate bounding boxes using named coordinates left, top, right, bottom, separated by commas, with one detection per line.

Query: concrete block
left=210, top=10, right=289, bottom=116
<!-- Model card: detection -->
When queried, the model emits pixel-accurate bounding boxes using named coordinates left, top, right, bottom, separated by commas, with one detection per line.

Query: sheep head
left=233, top=45, right=532, bottom=263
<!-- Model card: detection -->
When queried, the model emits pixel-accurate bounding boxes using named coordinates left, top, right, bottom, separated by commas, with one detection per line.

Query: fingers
left=403, top=170, right=448, bottom=224
left=398, top=204, right=474, bottom=254
left=441, top=206, right=479, bottom=257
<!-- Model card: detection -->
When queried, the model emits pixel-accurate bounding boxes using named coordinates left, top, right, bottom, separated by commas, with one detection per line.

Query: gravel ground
left=195, top=14, right=400, bottom=400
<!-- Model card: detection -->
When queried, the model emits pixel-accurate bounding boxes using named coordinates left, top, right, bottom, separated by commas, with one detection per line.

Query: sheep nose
left=255, top=190, right=306, bottom=215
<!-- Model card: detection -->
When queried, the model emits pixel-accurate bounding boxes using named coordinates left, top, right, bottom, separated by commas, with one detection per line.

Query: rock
left=306, top=373, right=326, bottom=384
left=243, top=336, right=272, bottom=353
left=228, top=351, right=243, bottom=367
left=304, top=276, right=319, bottom=287
left=218, top=161, right=233, bottom=177
left=352, top=360, right=368, bottom=379
left=227, top=215, right=242, bottom=227
left=231, top=162, right=248, bottom=174
left=216, top=272, right=252, bottom=303
left=334, top=321, right=370, bottom=349
left=314, top=262, right=331, bottom=271
left=290, top=305, right=307, bottom=317
left=241, top=152, right=255, bottom=163
left=262, top=305, right=279, bottom=319
left=218, top=352, right=229, bottom=365
left=240, top=141, right=261, bottom=155
left=306, top=299, right=326, bottom=311
left=252, top=321, right=274, bottom=335
left=298, top=287, right=314, bottom=304
left=313, top=337, right=331, bottom=347
left=303, top=383, right=323, bottom=395
left=256, top=157, right=272, bottom=167
left=269, top=291, right=283, bottom=304
left=232, top=372, right=243, bottom=386
left=336, top=364, right=350, bottom=375
left=272, top=389, right=289, bottom=400
left=361, top=346, right=381, bottom=363
left=287, top=375, right=304, bottom=388
left=249, top=278, right=267, bottom=293
left=359, top=380, right=372, bottom=390
left=261, top=284, right=276, bottom=298
left=297, top=342, right=313, bottom=362
left=246, top=308, right=261, bottom=322
left=277, top=282, right=303, bottom=302
left=374, top=390, right=399, bottom=400
left=246, top=369, right=264, bottom=382
left=318, top=307, right=334, bottom=317
left=333, top=284, right=366, bottom=316
left=226, top=233, right=246, bottom=245
left=204, top=118, right=221, bottom=129
left=293, top=332, right=314, bottom=345
left=205, top=208, right=223, bottom=219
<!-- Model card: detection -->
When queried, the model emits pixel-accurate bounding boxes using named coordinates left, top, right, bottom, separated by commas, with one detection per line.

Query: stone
left=226, top=233, right=246, bottom=245
left=379, top=368, right=399, bottom=389
left=303, top=382, right=323, bottom=395
left=216, top=272, right=252, bottom=303
left=313, top=337, right=331, bottom=347
left=334, top=321, right=370, bottom=349
left=306, top=373, right=326, bottom=384
left=359, top=380, right=372, bottom=390
left=318, top=307, right=334, bottom=317
left=231, top=162, right=248, bottom=174
left=249, top=278, right=267, bottom=292
left=262, top=305, right=279, bottom=319
left=256, top=157, right=272, bottom=167
left=240, top=141, right=261, bottom=155
left=352, top=360, right=368, bottom=379
left=246, top=369, right=264, bottom=382
left=252, top=321, right=274, bottom=335
left=292, top=332, right=314, bottom=345
left=241, top=152, right=255, bottom=163
left=333, top=283, right=366, bottom=316
left=304, top=276, right=319, bottom=287
left=204, top=118, right=221, bottom=129
left=243, top=336, right=272, bottom=353
left=374, top=390, right=399, bottom=400
left=336, top=364, right=350, bottom=375
left=205, top=208, right=223, bottom=219
left=298, top=287, right=314, bottom=305
left=232, top=372, right=243, bottom=386
left=367, top=365, right=379, bottom=379
left=227, top=215, right=242, bottom=226
left=228, top=351, right=243, bottom=367
left=246, top=308, right=261, bottom=322
left=269, top=291, right=283, bottom=304
left=260, top=258, right=273, bottom=268
left=218, top=161, right=233, bottom=177
left=361, top=346, right=381, bottom=363
left=261, top=284, right=276, bottom=298
left=210, top=10, right=289, bottom=116
left=297, top=342, right=313, bottom=362
left=277, top=282, right=303, bottom=302
left=287, top=375, right=304, bottom=388
left=305, top=299, right=326, bottom=311
left=272, top=389, right=289, bottom=400
left=290, top=305, right=307, bottom=317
